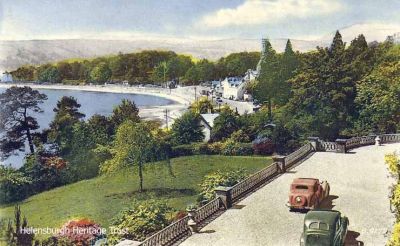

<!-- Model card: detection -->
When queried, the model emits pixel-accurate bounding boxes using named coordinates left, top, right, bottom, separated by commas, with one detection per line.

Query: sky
left=0, top=0, right=399, bottom=42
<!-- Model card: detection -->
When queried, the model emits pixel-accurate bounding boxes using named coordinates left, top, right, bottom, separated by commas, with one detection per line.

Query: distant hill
left=0, top=38, right=326, bottom=73
left=1, top=22, right=398, bottom=73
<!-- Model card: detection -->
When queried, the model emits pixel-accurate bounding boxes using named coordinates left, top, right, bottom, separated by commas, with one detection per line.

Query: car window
left=319, top=223, right=329, bottom=230
left=309, top=222, right=319, bottom=229
left=295, top=185, right=309, bottom=190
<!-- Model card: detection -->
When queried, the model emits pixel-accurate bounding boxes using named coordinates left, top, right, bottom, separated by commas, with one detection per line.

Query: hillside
left=0, top=38, right=326, bottom=73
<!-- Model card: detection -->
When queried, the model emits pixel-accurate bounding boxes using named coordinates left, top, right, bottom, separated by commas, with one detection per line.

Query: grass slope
left=0, top=155, right=272, bottom=233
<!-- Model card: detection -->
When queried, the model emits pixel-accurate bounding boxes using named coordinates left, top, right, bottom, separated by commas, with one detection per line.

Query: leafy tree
left=276, top=39, right=300, bottom=105
left=90, top=62, right=111, bottom=84
left=0, top=165, right=31, bottom=203
left=281, top=31, right=357, bottom=140
left=355, top=47, right=400, bottom=134
left=219, top=52, right=260, bottom=77
left=183, top=66, right=200, bottom=85
left=10, top=66, right=35, bottom=81
left=171, top=111, right=204, bottom=145
left=253, top=39, right=279, bottom=119
left=0, top=86, right=47, bottom=158
left=57, top=62, right=73, bottom=81
left=190, top=97, right=214, bottom=114
left=151, top=61, right=169, bottom=83
left=38, top=66, right=61, bottom=83
left=110, top=99, right=140, bottom=126
left=101, top=121, right=164, bottom=191
left=19, top=145, right=67, bottom=195
left=211, top=107, right=239, bottom=141
left=49, top=96, right=85, bottom=152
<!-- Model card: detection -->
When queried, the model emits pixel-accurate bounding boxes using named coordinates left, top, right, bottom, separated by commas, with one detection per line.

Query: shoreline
left=0, top=83, right=195, bottom=106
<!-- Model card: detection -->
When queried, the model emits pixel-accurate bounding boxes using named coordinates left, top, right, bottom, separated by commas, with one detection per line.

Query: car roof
left=292, top=178, right=319, bottom=185
left=305, top=210, right=340, bottom=226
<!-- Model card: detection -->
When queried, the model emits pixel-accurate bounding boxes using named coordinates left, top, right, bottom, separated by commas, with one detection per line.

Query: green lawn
left=0, top=155, right=271, bottom=235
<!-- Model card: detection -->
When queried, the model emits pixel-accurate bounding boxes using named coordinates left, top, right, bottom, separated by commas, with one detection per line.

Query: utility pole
left=165, top=109, right=169, bottom=130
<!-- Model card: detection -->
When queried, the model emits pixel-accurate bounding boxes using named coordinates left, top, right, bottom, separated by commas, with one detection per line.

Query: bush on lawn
left=108, top=200, right=172, bottom=244
left=198, top=169, right=246, bottom=204
left=221, top=140, right=253, bottom=156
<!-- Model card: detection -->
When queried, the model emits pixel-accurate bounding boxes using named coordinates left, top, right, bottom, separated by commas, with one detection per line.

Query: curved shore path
left=181, top=143, right=399, bottom=246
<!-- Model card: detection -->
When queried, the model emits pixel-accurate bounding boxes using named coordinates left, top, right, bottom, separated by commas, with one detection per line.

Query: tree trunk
left=138, top=162, right=143, bottom=192
left=24, top=108, right=35, bottom=154
left=268, top=98, right=272, bottom=121
left=26, top=128, right=35, bottom=154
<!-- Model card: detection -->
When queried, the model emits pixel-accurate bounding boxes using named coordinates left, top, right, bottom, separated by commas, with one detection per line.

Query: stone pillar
left=272, top=155, right=286, bottom=173
left=187, top=209, right=198, bottom=233
left=375, top=136, right=382, bottom=146
left=335, top=139, right=347, bottom=153
left=308, top=137, right=320, bottom=151
left=215, top=186, right=233, bottom=209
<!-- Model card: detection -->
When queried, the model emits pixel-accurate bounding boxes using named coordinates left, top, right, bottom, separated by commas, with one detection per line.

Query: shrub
left=171, top=144, right=194, bottom=157
left=108, top=200, right=172, bottom=244
left=230, top=129, right=251, bottom=143
left=386, top=152, right=400, bottom=178
left=252, top=137, right=275, bottom=155
left=56, top=218, right=103, bottom=245
left=388, top=222, right=400, bottom=246
left=207, top=142, right=223, bottom=154
left=198, top=169, right=246, bottom=203
left=221, top=140, right=253, bottom=156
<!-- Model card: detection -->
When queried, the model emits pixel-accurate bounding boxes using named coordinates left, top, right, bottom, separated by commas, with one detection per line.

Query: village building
left=221, top=69, right=257, bottom=101
left=199, top=113, right=220, bottom=142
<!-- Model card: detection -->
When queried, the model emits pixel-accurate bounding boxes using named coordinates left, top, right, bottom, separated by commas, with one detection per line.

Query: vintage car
left=300, top=210, right=349, bottom=246
left=287, top=178, right=330, bottom=210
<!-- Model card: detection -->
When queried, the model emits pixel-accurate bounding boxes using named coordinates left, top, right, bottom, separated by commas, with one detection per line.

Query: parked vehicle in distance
left=300, top=210, right=349, bottom=246
left=287, top=178, right=330, bottom=210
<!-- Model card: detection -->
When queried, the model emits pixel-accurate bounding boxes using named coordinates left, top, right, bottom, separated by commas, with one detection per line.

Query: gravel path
left=181, top=143, right=399, bottom=246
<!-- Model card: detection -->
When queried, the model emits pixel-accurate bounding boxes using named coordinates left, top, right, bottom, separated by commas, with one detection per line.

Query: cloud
left=198, top=0, right=344, bottom=28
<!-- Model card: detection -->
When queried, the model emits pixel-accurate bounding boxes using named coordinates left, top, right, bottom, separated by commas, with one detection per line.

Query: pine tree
left=254, top=39, right=279, bottom=120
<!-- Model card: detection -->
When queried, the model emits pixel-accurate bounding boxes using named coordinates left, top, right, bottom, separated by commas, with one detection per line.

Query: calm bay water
left=0, top=87, right=175, bottom=167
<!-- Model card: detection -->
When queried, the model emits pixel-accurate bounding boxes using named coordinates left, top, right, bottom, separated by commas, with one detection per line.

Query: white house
left=221, top=77, right=247, bottom=100
left=243, top=69, right=258, bottom=82
left=200, top=113, right=220, bottom=142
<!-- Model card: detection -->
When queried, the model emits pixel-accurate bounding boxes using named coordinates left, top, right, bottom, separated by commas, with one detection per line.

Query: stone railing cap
left=272, top=155, right=286, bottom=159
left=215, top=186, right=233, bottom=192
left=335, top=139, right=348, bottom=143
left=308, top=137, right=320, bottom=140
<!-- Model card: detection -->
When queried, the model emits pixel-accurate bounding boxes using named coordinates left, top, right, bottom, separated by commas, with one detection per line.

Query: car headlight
left=296, top=196, right=302, bottom=203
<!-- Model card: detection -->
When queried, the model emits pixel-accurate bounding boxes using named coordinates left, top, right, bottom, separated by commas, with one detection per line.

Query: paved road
left=181, top=143, right=399, bottom=246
